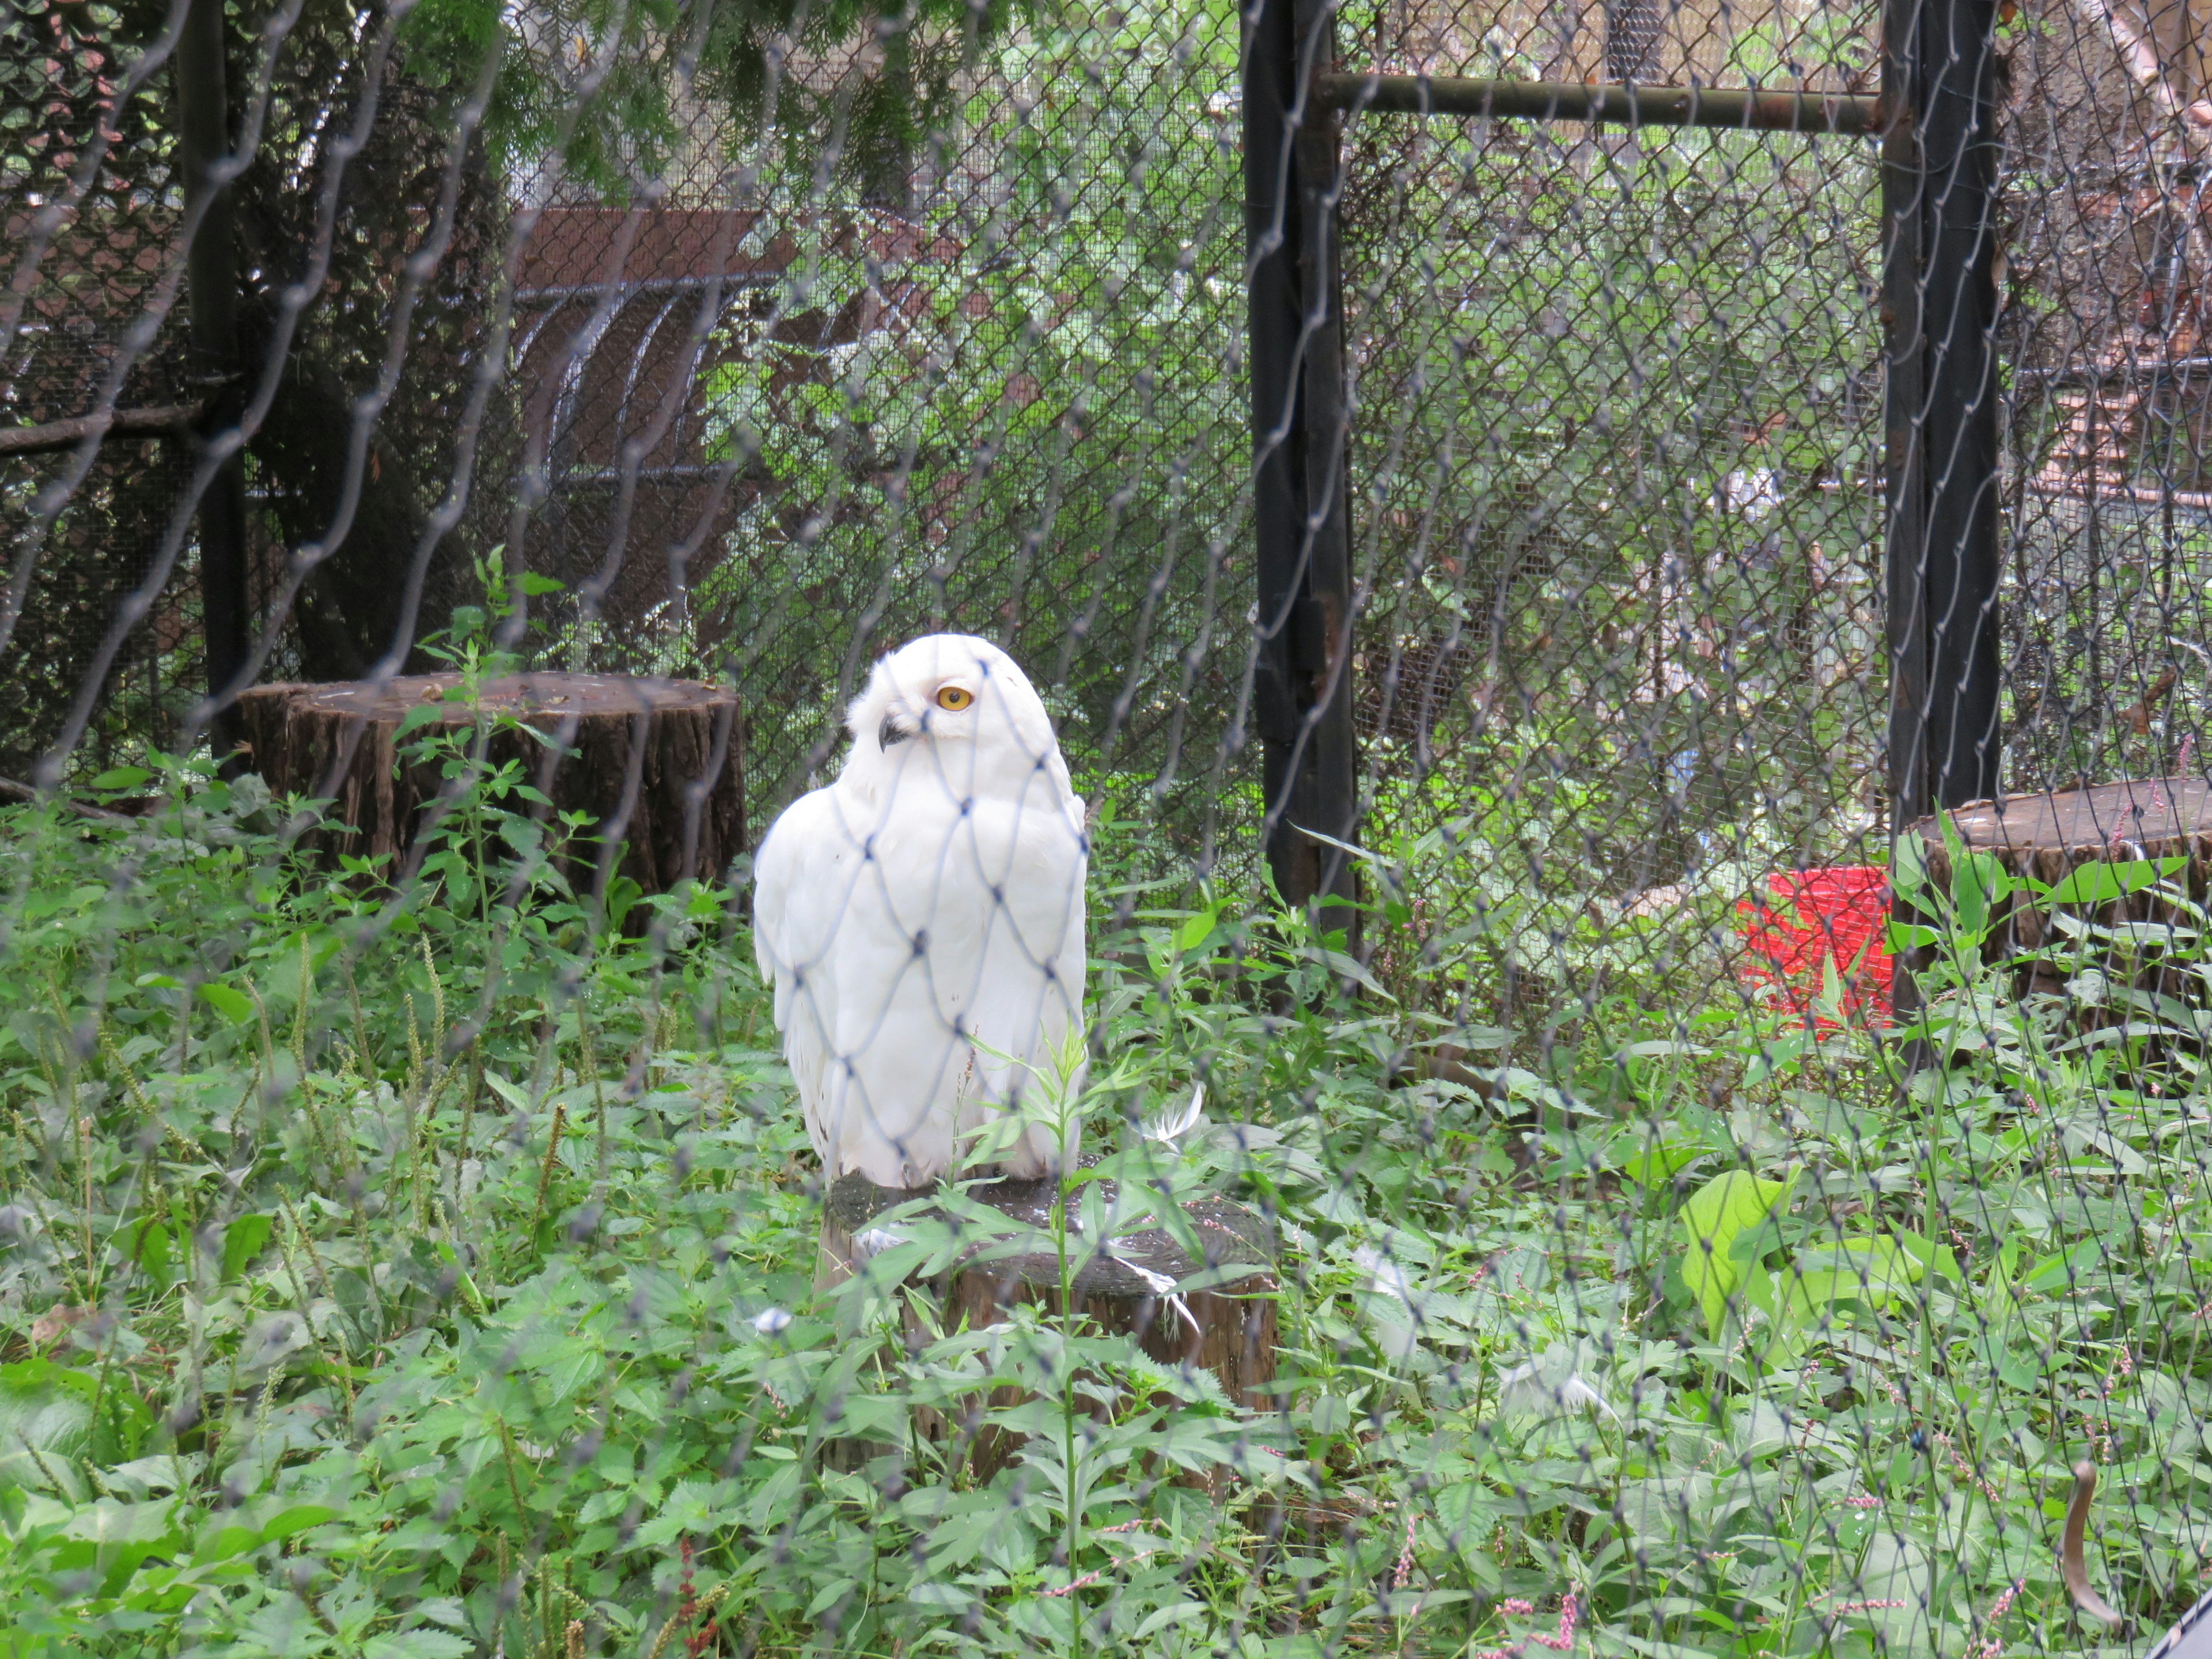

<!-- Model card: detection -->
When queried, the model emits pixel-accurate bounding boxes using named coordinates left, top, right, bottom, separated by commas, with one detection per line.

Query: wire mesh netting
left=1336, top=0, right=1887, bottom=1028
left=2002, top=0, right=2212, bottom=794
left=487, top=7, right=1257, bottom=865
left=6, top=0, right=2212, bottom=1653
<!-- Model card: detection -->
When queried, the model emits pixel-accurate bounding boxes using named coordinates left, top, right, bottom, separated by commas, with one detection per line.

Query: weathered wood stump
left=234, top=673, right=743, bottom=895
left=1910, top=777, right=2212, bottom=1001
left=821, top=1172, right=1278, bottom=1483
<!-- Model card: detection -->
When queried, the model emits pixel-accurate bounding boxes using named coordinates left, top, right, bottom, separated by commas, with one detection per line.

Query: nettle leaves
left=1675, top=1167, right=1963, bottom=1363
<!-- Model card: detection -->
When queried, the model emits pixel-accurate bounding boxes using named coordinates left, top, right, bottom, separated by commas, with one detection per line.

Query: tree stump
left=234, top=673, right=743, bottom=896
left=820, top=1172, right=1278, bottom=1484
left=1908, top=777, right=2212, bottom=1001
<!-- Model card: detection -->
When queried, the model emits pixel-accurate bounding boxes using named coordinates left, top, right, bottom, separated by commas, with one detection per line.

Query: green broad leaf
left=1307, top=1394, right=1353, bottom=1438
left=191, top=1524, right=261, bottom=1567
left=1308, top=945, right=1391, bottom=999
left=1620, top=1138, right=1708, bottom=1188
left=92, top=767, right=153, bottom=791
left=1953, top=851, right=2008, bottom=941
left=1175, top=906, right=1219, bottom=953
left=805, top=1577, right=860, bottom=1619
left=1735, top=1264, right=1810, bottom=1365
left=1742, top=1032, right=1812, bottom=1088
left=1779, top=1237, right=1922, bottom=1319
left=1885, top=920, right=1941, bottom=952
left=59, top=1497, right=175, bottom=1543
left=1677, top=1168, right=1798, bottom=1337
left=1134, top=1603, right=1210, bottom=1640
left=518, top=572, right=565, bottom=596
left=196, top=983, right=254, bottom=1024
left=1936, top=809, right=1970, bottom=884
left=1816, top=949, right=1846, bottom=1019
left=2021, top=1240, right=2103, bottom=1294
left=482, top=1071, right=533, bottom=1112
left=1892, top=1230, right=1965, bottom=1285
left=0, top=1363, right=94, bottom=1494
left=123, top=1218, right=172, bottom=1290
left=602, top=874, right=644, bottom=934
left=395, top=701, right=449, bottom=739
left=1430, top=1482, right=1498, bottom=1540
left=222, top=1214, right=273, bottom=1284
left=105, top=1453, right=206, bottom=1495
left=2047, top=856, right=2188, bottom=908
left=1889, top=826, right=1927, bottom=902
left=1979, top=1241, right=2024, bottom=1324
left=407, top=1600, right=469, bottom=1631
left=1726, top=1203, right=1794, bottom=1272
left=362, top=1631, right=475, bottom=1658
left=253, top=1503, right=341, bottom=1544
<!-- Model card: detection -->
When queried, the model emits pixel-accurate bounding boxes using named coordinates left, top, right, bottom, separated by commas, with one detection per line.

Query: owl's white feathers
left=752, top=634, right=1089, bottom=1187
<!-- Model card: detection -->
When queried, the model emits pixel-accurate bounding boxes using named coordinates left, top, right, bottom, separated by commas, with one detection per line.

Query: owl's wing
left=920, top=786, right=1089, bottom=1179
left=751, top=786, right=850, bottom=1165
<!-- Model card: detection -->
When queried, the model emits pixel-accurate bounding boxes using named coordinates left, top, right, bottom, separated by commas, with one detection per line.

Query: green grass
left=1, top=752, right=2209, bottom=1658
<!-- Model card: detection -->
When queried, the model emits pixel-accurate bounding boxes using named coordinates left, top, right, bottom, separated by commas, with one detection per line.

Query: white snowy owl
left=751, top=634, right=1089, bottom=1188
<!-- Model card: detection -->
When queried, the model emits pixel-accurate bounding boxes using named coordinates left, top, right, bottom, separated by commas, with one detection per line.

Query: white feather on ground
left=752, top=634, right=1089, bottom=1191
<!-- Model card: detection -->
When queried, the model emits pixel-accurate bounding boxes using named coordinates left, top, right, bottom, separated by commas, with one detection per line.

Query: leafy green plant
left=9, top=669, right=2212, bottom=1658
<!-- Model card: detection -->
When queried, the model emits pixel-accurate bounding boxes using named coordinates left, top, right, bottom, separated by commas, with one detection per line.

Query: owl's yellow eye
left=935, top=685, right=975, bottom=711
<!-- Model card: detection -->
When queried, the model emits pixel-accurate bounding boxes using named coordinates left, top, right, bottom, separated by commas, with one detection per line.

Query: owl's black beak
left=879, top=714, right=914, bottom=751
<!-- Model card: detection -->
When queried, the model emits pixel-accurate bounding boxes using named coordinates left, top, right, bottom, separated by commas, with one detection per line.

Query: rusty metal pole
left=176, top=0, right=251, bottom=740
left=1244, top=0, right=1360, bottom=949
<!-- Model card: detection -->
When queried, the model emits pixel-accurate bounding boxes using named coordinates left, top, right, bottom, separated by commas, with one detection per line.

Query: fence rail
left=1315, top=73, right=1885, bottom=132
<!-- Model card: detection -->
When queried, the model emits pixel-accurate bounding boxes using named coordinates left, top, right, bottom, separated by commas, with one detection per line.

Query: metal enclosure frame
left=1245, top=0, right=2005, bottom=923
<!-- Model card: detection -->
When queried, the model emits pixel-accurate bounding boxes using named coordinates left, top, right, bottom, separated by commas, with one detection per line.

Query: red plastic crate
left=1733, top=866, right=1892, bottom=1031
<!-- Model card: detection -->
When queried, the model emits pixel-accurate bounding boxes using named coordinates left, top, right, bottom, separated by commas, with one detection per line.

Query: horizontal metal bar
left=1, top=402, right=206, bottom=457
left=2014, top=357, right=2212, bottom=386
left=550, top=462, right=739, bottom=486
left=1316, top=73, right=1883, bottom=134
left=513, top=272, right=782, bottom=305
left=2028, top=478, right=2212, bottom=514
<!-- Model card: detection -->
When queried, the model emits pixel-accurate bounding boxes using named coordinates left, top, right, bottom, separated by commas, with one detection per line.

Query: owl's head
left=841, top=634, right=1073, bottom=805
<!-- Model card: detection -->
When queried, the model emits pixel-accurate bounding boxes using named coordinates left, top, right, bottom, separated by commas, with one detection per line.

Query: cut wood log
left=1908, top=777, right=2212, bottom=998
left=820, top=1172, right=1278, bottom=1483
left=233, top=673, right=743, bottom=896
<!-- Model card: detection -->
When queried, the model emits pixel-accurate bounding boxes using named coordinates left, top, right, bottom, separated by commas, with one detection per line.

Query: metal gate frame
left=1241, top=0, right=2005, bottom=925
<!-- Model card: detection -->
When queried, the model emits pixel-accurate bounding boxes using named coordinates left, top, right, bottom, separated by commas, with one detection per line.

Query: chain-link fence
left=1335, top=0, right=1887, bottom=1027
left=2002, top=0, right=2212, bottom=797
left=8, top=0, right=2212, bottom=1652
left=241, top=3, right=1263, bottom=876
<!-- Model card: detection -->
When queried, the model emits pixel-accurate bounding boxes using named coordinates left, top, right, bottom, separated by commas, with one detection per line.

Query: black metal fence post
left=1886, top=0, right=2003, bottom=825
left=1881, top=0, right=1929, bottom=832
left=176, top=0, right=251, bottom=737
left=1244, top=0, right=1360, bottom=947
